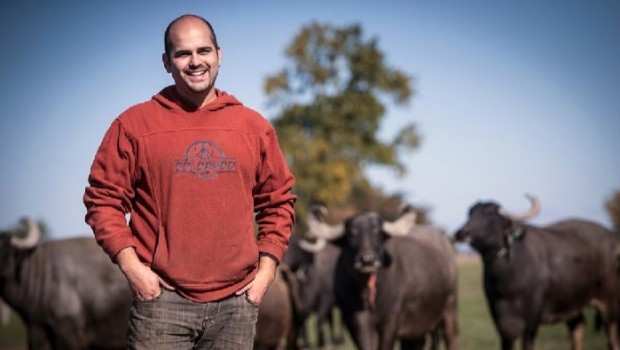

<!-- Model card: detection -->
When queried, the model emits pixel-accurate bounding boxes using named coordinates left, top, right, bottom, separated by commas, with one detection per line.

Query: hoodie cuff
left=259, top=252, right=280, bottom=266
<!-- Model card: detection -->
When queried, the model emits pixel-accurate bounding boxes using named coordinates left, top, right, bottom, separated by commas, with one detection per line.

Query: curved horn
left=11, top=217, right=41, bottom=249
left=499, top=193, right=541, bottom=221
left=383, top=208, right=417, bottom=237
left=305, top=205, right=345, bottom=240
left=298, top=237, right=327, bottom=253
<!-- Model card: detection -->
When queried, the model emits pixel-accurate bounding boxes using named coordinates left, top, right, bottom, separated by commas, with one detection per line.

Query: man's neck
left=174, top=87, right=217, bottom=110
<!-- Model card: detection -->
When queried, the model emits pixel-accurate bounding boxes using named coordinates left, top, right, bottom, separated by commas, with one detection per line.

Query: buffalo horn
left=298, top=237, right=327, bottom=253
left=383, top=209, right=416, bottom=237
left=11, top=217, right=41, bottom=249
left=498, top=193, right=541, bottom=221
left=305, top=205, right=345, bottom=240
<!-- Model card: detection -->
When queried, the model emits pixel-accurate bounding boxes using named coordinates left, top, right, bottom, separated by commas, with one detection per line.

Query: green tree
left=265, top=22, right=421, bottom=224
left=605, top=190, right=620, bottom=233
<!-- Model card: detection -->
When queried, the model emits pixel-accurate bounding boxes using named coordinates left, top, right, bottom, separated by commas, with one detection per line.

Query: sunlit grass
left=0, top=311, right=26, bottom=349
left=457, top=255, right=608, bottom=350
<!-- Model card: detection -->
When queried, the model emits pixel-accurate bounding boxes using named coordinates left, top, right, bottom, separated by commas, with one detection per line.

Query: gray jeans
left=127, top=289, right=259, bottom=350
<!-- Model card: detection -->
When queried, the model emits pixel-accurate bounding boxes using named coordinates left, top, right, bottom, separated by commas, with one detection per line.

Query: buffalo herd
left=2, top=194, right=619, bottom=350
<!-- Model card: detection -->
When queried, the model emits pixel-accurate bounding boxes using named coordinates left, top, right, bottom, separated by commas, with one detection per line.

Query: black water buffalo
left=453, top=194, right=620, bottom=350
left=1, top=219, right=302, bottom=350
left=0, top=218, right=131, bottom=350
left=283, top=234, right=344, bottom=349
left=307, top=206, right=458, bottom=350
left=406, top=218, right=459, bottom=347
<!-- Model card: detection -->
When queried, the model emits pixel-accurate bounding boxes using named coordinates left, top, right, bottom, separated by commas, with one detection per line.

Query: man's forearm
left=256, top=255, right=278, bottom=282
left=115, top=247, right=143, bottom=275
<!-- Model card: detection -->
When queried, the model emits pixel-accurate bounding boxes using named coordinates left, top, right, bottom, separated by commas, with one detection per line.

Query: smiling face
left=162, top=17, right=221, bottom=107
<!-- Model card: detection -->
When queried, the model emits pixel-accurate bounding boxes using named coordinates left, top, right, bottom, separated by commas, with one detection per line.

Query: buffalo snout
left=453, top=228, right=471, bottom=244
left=353, top=251, right=381, bottom=273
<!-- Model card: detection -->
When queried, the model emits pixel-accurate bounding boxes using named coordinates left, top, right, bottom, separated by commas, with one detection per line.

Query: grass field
left=0, top=254, right=611, bottom=349
left=455, top=255, right=608, bottom=350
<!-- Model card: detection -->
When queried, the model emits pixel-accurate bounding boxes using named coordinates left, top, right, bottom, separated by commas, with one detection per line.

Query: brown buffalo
left=254, top=264, right=300, bottom=350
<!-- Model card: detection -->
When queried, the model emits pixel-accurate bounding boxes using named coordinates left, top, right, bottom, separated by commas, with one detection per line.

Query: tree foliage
left=264, top=22, right=421, bottom=224
left=605, top=190, right=620, bottom=233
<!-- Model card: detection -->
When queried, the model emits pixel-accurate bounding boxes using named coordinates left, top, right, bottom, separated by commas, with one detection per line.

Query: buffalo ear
left=379, top=231, right=390, bottom=244
left=0, top=235, right=15, bottom=277
left=514, top=226, right=526, bottom=240
left=507, top=224, right=526, bottom=241
left=331, top=235, right=348, bottom=249
left=381, top=250, right=393, bottom=268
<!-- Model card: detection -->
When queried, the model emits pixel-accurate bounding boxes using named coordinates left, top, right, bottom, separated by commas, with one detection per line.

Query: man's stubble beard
left=187, top=70, right=218, bottom=95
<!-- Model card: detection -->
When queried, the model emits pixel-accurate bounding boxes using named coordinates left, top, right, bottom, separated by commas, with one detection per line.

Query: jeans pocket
left=135, top=288, right=164, bottom=303
left=244, top=293, right=261, bottom=308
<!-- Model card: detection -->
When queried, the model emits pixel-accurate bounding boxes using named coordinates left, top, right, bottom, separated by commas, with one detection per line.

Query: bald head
left=164, top=14, right=218, bottom=59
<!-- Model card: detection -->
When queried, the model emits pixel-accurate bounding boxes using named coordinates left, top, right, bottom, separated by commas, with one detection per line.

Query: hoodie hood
left=153, top=86, right=242, bottom=113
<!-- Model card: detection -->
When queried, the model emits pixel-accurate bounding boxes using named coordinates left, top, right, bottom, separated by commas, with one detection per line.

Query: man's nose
left=189, top=53, right=201, bottom=67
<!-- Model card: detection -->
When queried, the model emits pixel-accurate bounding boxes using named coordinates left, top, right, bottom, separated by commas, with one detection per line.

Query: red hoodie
left=84, top=87, right=296, bottom=302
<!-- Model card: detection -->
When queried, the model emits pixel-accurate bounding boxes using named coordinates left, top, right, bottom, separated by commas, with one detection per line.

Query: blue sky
left=1, top=0, right=619, bottom=239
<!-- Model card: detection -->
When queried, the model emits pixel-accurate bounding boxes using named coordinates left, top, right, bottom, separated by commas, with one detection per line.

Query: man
left=84, top=14, right=296, bottom=349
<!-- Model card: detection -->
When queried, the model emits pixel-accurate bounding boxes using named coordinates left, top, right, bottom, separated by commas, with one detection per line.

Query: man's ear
left=162, top=53, right=171, bottom=73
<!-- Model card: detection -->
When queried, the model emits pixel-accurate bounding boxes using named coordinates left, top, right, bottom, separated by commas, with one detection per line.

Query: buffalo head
left=454, top=194, right=540, bottom=256
left=1, top=218, right=40, bottom=277
left=306, top=205, right=416, bottom=274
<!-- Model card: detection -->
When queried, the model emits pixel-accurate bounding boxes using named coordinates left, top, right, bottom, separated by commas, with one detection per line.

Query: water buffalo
left=0, top=218, right=131, bottom=350
left=283, top=234, right=345, bottom=349
left=307, top=206, right=458, bottom=350
left=2, top=219, right=302, bottom=350
left=254, top=264, right=301, bottom=350
left=453, top=194, right=620, bottom=350
left=405, top=215, right=459, bottom=348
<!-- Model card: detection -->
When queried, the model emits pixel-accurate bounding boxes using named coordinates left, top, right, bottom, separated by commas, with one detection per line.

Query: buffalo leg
left=316, top=315, right=327, bottom=349
left=428, top=328, right=440, bottom=350
left=296, top=318, right=310, bottom=350
left=346, top=311, right=377, bottom=350
left=378, top=315, right=401, bottom=350
left=53, top=318, right=87, bottom=350
left=599, top=305, right=620, bottom=350
left=500, top=338, right=514, bottom=350
left=442, top=293, right=459, bottom=350
left=520, top=325, right=539, bottom=350
left=27, top=323, right=53, bottom=350
left=607, top=320, right=620, bottom=350
left=285, top=317, right=299, bottom=350
left=606, top=308, right=620, bottom=350
left=330, top=309, right=345, bottom=346
left=593, top=298, right=620, bottom=350
left=566, top=313, right=585, bottom=350
left=400, top=337, right=425, bottom=350
left=317, top=306, right=340, bottom=348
